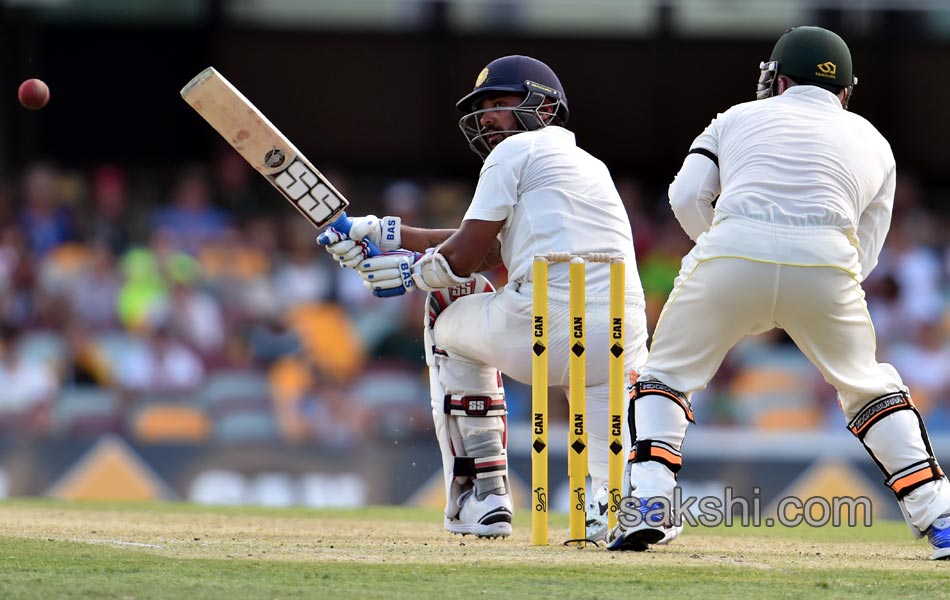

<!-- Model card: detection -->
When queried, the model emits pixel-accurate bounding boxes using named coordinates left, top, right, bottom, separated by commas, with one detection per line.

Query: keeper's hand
left=356, top=250, right=422, bottom=298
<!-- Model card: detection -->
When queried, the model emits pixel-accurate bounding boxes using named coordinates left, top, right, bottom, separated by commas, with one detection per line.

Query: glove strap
left=379, top=216, right=402, bottom=251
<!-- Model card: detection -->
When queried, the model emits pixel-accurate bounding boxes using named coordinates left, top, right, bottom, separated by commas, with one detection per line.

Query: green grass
left=0, top=500, right=945, bottom=599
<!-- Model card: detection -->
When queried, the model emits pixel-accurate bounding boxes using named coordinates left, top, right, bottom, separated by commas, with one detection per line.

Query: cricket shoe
left=605, top=497, right=680, bottom=551
left=444, top=490, right=512, bottom=538
left=585, top=497, right=609, bottom=543
left=928, top=513, right=950, bottom=560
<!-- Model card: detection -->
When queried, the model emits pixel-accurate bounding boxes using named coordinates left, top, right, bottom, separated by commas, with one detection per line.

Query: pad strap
left=628, top=439, right=683, bottom=474
left=635, top=380, right=695, bottom=423
left=453, top=454, right=508, bottom=480
left=444, top=394, right=507, bottom=417
left=848, top=391, right=913, bottom=440
left=887, top=459, right=945, bottom=500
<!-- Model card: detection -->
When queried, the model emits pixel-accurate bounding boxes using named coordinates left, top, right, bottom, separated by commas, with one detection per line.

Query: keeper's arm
left=668, top=151, right=720, bottom=241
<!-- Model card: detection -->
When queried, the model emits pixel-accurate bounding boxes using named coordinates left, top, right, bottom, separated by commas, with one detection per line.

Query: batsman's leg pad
left=427, top=362, right=467, bottom=520
left=439, top=352, right=509, bottom=504
left=850, top=392, right=950, bottom=536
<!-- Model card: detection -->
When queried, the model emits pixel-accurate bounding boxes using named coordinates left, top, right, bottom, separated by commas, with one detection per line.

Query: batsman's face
left=477, top=94, right=524, bottom=148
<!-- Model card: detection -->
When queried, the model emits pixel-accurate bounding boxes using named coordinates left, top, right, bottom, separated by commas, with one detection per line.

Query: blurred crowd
left=0, top=150, right=947, bottom=445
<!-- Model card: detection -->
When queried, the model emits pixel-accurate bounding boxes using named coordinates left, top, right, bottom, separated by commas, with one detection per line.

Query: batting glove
left=411, top=249, right=473, bottom=292
left=356, top=250, right=422, bottom=297
left=317, top=214, right=401, bottom=269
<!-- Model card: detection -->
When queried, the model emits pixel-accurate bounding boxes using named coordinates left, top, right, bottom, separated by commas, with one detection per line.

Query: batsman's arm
left=401, top=222, right=504, bottom=274
left=399, top=226, right=456, bottom=253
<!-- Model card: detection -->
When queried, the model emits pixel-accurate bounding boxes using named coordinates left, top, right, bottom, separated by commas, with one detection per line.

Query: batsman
left=606, top=26, right=950, bottom=559
left=319, top=56, right=650, bottom=540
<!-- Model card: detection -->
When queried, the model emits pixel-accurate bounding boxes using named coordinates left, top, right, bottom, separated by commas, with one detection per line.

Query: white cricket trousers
left=432, top=282, right=649, bottom=495
left=636, top=215, right=950, bottom=534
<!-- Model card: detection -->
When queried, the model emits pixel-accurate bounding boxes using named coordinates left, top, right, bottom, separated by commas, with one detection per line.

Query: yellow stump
left=568, top=257, right=587, bottom=544
left=608, top=258, right=625, bottom=529
left=531, top=257, right=549, bottom=546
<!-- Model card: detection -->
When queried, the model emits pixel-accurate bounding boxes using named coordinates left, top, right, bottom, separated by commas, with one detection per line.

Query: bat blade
left=180, top=67, right=348, bottom=230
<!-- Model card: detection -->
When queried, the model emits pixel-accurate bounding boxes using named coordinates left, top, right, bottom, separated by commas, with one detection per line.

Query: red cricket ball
left=18, top=78, right=50, bottom=110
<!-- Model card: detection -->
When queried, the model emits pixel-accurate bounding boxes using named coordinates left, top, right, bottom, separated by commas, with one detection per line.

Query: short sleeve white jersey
left=463, top=126, right=642, bottom=295
left=685, top=85, right=896, bottom=273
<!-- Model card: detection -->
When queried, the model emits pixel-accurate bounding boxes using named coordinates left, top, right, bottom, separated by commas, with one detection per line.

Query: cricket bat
left=180, top=67, right=378, bottom=253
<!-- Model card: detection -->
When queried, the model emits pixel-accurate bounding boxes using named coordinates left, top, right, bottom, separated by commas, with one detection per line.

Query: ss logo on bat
left=272, top=158, right=345, bottom=226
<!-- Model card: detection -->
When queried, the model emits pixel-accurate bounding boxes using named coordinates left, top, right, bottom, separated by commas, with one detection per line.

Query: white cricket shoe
left=585, top=490, right=610, bottom=542
left=605, top=497, right=682, bottom=551
left=444, top=490, right=512, bottom=538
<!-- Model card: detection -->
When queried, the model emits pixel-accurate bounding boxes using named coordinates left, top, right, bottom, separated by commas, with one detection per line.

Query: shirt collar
left=542, top=125, right=576, bottom=144
left=780, top=85, right=843, bottom=109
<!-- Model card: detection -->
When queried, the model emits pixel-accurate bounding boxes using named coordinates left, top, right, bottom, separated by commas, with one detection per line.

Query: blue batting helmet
left=456, top=55, right=569, bottom=159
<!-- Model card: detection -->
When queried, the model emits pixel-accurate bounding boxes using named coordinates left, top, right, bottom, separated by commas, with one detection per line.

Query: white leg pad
left=862, top=409, right=950, bottom=536
left=426, top=324, right=508, bottom=519
left=634, top=393, right=690, bottom=451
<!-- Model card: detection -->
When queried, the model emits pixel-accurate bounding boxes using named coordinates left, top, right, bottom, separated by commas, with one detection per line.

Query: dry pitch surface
left=0, top=500, right=947, bottom=599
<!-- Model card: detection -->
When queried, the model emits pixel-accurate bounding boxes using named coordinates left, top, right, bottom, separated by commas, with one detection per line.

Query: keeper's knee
left=633, top=380, right=695, bottom=424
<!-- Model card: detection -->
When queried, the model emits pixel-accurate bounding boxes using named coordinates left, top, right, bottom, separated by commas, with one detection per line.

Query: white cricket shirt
left=669, top=85, right=896, bottom=277
left=463, top=126, right=642, bottom=296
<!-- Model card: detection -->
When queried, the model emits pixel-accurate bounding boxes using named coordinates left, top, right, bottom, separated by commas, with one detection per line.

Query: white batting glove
left=323, top=236, right=373, bottom=269
left=411, top=249, right=472, bottom=292
left=343, top=214, right=402, bottom=251
left=356, top=250, right=421, bottom=297
left=317, top=214, right=401, bottom=269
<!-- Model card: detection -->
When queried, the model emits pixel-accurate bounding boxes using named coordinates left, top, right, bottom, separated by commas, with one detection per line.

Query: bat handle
left=327, top=212, right=382, bottom=257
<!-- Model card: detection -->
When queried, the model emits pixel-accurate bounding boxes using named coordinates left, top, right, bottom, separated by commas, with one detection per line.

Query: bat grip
left=328, top=212, right=382, bottom=257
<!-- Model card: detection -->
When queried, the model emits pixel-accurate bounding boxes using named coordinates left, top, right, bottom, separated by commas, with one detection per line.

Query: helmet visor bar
left=457, top=96, right=562, bottom=160
left=756, top=60, right=778, bottom=100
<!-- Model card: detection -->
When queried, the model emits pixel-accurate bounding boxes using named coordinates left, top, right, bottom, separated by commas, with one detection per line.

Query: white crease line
left=65, top=538, right=165, bottom=549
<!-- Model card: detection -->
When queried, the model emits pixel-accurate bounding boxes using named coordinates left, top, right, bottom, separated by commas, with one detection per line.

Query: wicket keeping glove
left=356, top=250, right=422, bottom=298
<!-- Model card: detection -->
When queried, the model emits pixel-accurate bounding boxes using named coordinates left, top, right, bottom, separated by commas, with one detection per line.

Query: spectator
left=151, top=166, right=228, bottom=255
left=85, top=164, right=133, bottom=255
left=0, top=322, right=57, bottom=434
left=886, top=319, right=950, bottom=415
left=271, top=220, right=333, bottom=311
left=166, top=280, right=226, bottom=361
left=114, top=323, right=205, bottom=396
left=117, top=229, right=200, bottom=331
left=0, top=226, right=38, bottom=327
left=61, top=319, right=112, bottom=388
left=67, top=241, right=122, bottom=332
left=18, top=163, right=75, bottom=258
left=213, top=148, right=268, bottom=223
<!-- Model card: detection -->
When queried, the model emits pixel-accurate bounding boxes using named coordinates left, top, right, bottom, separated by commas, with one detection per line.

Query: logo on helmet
left=475, top=67, right=489, bottom=88
left=815, top=62, right=837, bottom=79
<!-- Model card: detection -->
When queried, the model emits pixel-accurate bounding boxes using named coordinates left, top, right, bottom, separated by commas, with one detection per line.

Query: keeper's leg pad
left=625, top=378, right=693, bottom=499
left=849, top=392, right=950, bottom=536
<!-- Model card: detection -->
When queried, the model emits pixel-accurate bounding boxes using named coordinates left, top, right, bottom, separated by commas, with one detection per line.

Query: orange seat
left=754, top=407, right=821, bottom=430
left=133, top=404, right=211, bottom=443
left=269, top=357, right=313, bottom=442
left=286, top=303, right=365, bottom=383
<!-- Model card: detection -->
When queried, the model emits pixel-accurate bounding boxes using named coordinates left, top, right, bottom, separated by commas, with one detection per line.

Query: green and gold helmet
left=756, top=26, right=858, bottom=107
